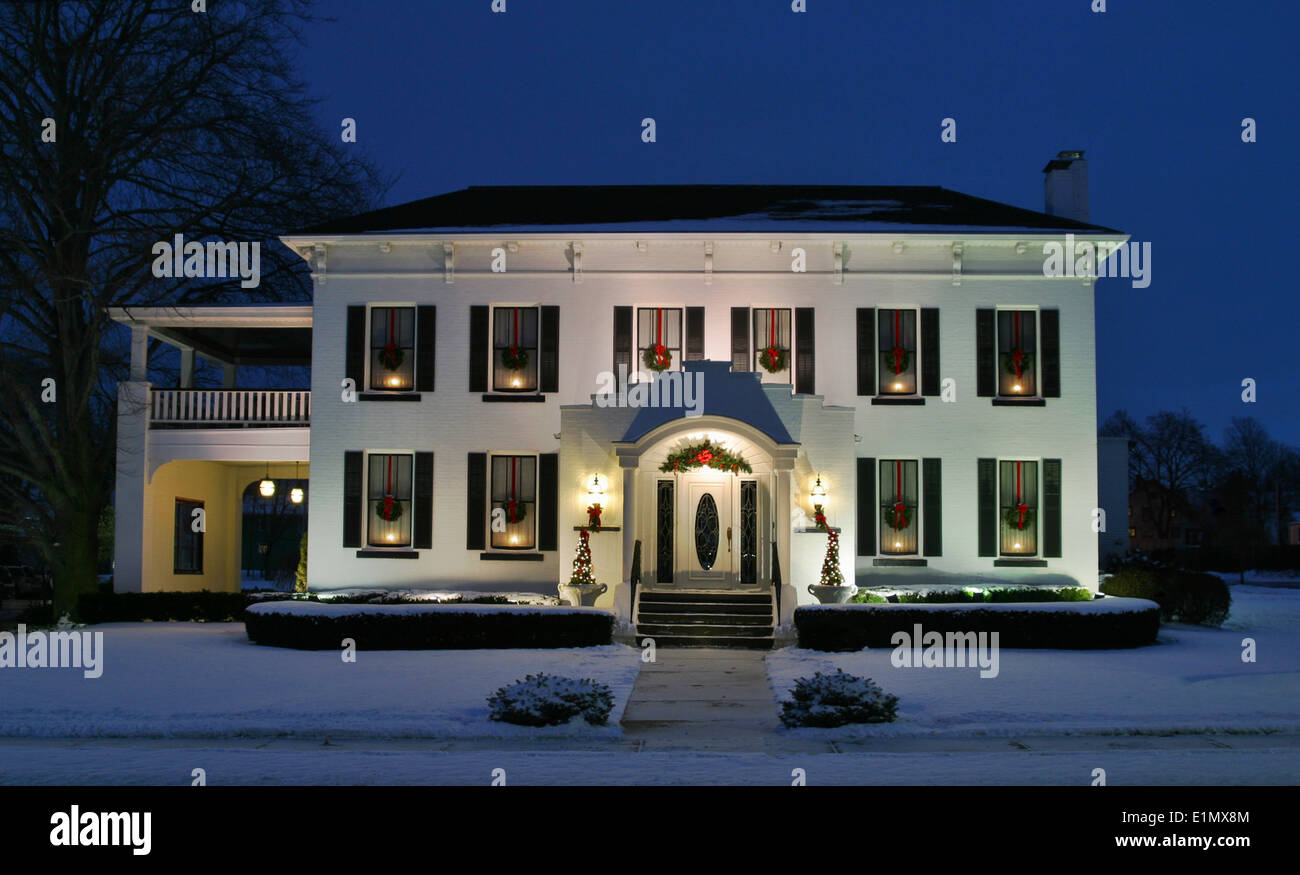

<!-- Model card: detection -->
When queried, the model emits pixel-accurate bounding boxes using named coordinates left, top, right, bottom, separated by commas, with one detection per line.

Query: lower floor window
left=491, top=455, right=536, bottom=549
left=1000, top=460, right=1038, bottom=555
left=368, top=453, right=413, bottom=547
left=879, top=460, right=918, bottom=554
left=174, top=498, right=204, bottom=573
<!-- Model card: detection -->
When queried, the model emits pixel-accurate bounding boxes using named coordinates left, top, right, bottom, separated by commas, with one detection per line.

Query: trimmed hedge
left=795, top=600, right=1160, bottom=651
left=74, top=591, right=250, bottom=624
left=1100, top=568, right=1230, bottom=627
left=244, top=605, right=614, bottom=650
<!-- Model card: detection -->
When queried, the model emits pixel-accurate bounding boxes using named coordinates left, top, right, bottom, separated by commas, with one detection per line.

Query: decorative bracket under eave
left=952, top=242, right=963, bottom=286
left=442, top=242, right=454, bottom=284
left=572, top=242, right=583, bottom=283
left=704, top=241, right=714, bottom=285
left=311, top=244, right=327, bottom=284
left=833, top=241, right=844, bottom=285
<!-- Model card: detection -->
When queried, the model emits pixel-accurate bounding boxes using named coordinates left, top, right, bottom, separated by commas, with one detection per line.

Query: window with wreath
left=174, top=498, right=204, bottom=574
left=999, top=460, right=1038, bottom=555
left=878, top=309, right=918, bottom=395
left=369, top=306, right=416, bottom=391
left=637, top=307, right=681, bottom=375
left=367, top=453, right=413, bottom=547
left=751, top=307, right=792, bottom=382
left=879, top=460, right=919, bottom=554
left=997, top=310, right=1037, bottom=397
left=490, top=455, right=536, bottom=549
left=493, top=306, right=539, bottom=392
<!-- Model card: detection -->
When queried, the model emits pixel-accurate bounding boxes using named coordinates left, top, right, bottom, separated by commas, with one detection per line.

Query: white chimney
left=1043, top=150, right=1089, bottom=222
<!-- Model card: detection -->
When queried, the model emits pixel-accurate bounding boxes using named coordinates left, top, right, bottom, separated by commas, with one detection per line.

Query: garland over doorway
left=660, top=440, right=753, bottom=475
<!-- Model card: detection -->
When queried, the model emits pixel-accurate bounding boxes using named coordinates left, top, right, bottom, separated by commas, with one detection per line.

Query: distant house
left=1288, top=517, right=1300, bottom=546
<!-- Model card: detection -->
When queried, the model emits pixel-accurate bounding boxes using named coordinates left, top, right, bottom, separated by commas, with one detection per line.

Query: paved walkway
left=620, top=648, right=784, bottom=750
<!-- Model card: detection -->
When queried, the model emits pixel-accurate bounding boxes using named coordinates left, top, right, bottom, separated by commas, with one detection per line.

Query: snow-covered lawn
left=0, top=623, right=640, bottom=739
left=769, top=585, right=1300, bottom=738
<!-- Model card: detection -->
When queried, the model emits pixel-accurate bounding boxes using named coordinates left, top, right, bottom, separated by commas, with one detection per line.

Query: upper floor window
left=174, top=498, right=204, bottom=574
left=369, top=306, right=416, bottom=391
left=753, top=307, right=792, bottom=383
left=999, top=460, right=1038, bottom=556
left=490, top=454, right=537, bottom=549
left=878, top=309, right=918, bottom=395
left=493, top=306, right=539, bottom=392
left=879, top=459, right=919, bottom=554
left=998, top=310, right=1037, bottom=397
left=368, top=452, right=413, bottom=547
left=637, top=307, right=681, bottom=375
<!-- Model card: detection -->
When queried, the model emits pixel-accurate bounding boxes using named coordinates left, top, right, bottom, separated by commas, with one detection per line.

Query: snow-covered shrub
left=780, top=669, right=898, bottom=727
left=487, top=673, right=614, bottom=727
left=1101, top=567, right=1230, bottom=626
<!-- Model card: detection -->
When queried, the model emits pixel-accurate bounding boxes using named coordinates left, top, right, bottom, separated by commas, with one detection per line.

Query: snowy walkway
left=621, top=649, right=783, bottom=750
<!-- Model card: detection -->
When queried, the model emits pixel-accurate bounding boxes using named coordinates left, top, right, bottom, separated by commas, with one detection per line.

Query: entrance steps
left=634, top=590, right=774, bottom=650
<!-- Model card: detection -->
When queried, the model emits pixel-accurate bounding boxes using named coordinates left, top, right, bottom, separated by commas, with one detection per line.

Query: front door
left=679, top=477, right=732, bottom=587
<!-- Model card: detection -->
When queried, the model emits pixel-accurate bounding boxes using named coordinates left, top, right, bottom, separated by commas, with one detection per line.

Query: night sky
left=295, top=0, right=1297, bottom=445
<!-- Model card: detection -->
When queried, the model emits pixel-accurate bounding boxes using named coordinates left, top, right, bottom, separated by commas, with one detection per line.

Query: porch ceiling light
left=259, top=462, right=275, bottom=498
left=290, top=462, right=304, bottom=504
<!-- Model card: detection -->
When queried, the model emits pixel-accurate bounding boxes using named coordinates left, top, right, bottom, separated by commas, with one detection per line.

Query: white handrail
left=149, top=389, right=311, bottom=425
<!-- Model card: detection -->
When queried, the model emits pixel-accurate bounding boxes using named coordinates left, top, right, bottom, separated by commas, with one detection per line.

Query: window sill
left=795, top=527, right=840, bottom=534
left=573, top=526, right=620, bottom=532
left=991, top=397, right=1046, bottom=407
left=356, top=549, right=419, bottom=559
left=873, top=558, right=927, bottom=567
left=172, top=569, right=204, bottom=575
left=482, top=394, right=546, bottom=403
left=871, top=396, right=925, bottom=406
left=993, top=558, right=1047, bottom=567
left=479, top=552, right=545, bottom=561
left=359, top=393, right=422, bottom=402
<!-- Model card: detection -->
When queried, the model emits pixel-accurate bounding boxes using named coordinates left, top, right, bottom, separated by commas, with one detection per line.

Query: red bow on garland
left=695, top=449, right=713, bottom=464
left=813, top=503, right=828, bottom=532
left=586, top=503, right=602, bottom=532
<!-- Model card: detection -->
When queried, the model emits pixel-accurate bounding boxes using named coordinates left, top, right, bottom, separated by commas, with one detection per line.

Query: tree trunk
left=52, top=502, right=101, bottom=619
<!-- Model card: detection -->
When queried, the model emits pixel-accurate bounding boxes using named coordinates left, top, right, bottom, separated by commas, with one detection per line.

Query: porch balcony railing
left=149, top=389, right=311, bottom=427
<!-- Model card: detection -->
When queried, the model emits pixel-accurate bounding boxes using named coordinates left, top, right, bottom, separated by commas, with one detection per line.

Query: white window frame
left=364, top=449, right=416, bottom=549
left=365, top=303, right=418, bottom=394
left=488, top=303, right=542, bottom=395
left=487, top=451, right=539, bottom=552
left=996, top=456, right=1042, bottom=557
left=995, top=306, right=1041, bottom=399
left=633, top=304, right=684, bottom=383
left=876, top=305, right=922, bottom=397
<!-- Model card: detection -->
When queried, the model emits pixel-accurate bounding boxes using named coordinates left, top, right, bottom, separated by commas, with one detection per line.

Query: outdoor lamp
left=259, top=462, right=275, bottom=498
left=290, top=461, right=304, bottom=504
left=810, top=474, right=827, bottom=504
left=587, top=473, right=607, bottom=502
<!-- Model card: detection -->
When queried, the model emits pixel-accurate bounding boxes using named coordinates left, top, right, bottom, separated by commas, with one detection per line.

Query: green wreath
left=374, top=497, right=403, bottom=522
left=1003, top=505, right=1035, bottom=531
left=500, top=501, right=527, bottom=524
left=882, top=503, right=913, bottom=530
left=881, top=347, right=912, bottom=375
left=378, top=343, right=405, bottom=371
left=758, top=346, right=788, bottom=373
left=1001, top=349, right=1033, bottom=377
left=501, top=344, right=530, bottom=371
left=643, top=344, right=672, bottom=372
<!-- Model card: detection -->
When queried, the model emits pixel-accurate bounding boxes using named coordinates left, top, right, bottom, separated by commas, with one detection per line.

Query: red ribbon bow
left=586, top=503, right=602, bottom=532
left=381, top=495, right=395, bottom=520
left=696, top=449, right=713, bottom=464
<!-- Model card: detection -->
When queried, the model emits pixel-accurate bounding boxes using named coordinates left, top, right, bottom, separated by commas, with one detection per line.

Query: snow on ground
left=0, top=623, right=640, bottom=739
left=768, top=586, right=1300, bottom=739
left=246, top=601, right=602, bottom=617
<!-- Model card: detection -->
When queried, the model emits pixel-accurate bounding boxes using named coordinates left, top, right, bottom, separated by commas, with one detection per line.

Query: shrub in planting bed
left=487, top=674, right=615, bottom=726
left=780, top=669, right=899, bottom=727
left=1100, top=567, right=1230, bottom=627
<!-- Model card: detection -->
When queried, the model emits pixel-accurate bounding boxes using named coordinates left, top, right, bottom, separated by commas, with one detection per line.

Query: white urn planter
left=558, top=582, right=607, bottom=607
left=808, top=583, right=857, bottom=605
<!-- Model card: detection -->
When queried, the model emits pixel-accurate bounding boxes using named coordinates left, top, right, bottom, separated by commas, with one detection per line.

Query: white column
left=179, top=348, right=195, bottom=388
left=617, top=459, right=639, bottom=627
left=113, top=381, right=151, bottom=593
left=129, top=325, right=148, bottom=381
left=775, top=465, right=794, bottom=627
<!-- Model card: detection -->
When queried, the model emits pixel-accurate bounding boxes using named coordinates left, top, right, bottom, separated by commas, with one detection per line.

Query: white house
left=111, top=152, right=1128, bottom=642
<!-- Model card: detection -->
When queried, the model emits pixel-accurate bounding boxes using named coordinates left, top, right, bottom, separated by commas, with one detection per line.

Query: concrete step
left=637, top=622, right=773, bottom=638
left=637, top=612, right=772, bottom=626
left=635, top=633, right=773, bottom=650
left=638, top=591, right=771, bottom=605
left=637, top=600, right=772, bottom=616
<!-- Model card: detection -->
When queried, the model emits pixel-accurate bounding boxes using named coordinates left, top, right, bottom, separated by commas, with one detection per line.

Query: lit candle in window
left=386, top=533, right=396, bottom=542
left=1012, top=384, right=1022, bottom=393
left=387, top=376, right=402, bottom=388
left=892, top=382, right=903, bottom=391
left=510, top=376, right=522, bottom=388
left=509, top=534, right=519, bottom=545
left=1013, top=542, right=1021, bottom=550
left=894, top=541, right=901, bottom=549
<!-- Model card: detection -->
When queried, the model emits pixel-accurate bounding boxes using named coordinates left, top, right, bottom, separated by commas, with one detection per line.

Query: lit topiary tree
left=819, top=530, right=845, bottom=587
left=569, top=529, right=595, bottom=586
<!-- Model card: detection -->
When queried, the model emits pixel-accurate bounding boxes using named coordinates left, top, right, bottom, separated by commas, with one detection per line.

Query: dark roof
left=295, top=185, right=1121, bottom=236
left=619, top=361, right=796, bottom=445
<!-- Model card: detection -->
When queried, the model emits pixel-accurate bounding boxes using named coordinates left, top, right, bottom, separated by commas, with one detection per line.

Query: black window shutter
left=540, top=305, right=560, bottom=393
left=685, top=306, right=705, bottom=361
left=414, top=452, right=434, bottom=549
left=731, top=307, right=750, bottom=372
left=343, top=451, right=363, bottom=548
left=923, top=457, right=942, bottom=556
left=1041, top=309, right=1060, bottom=398
left=469, top=306, right=489, bottom=393
left=345, top=306, right=366, bottom=389
left=466, top=452, right=486, bottom=551
left=795, top=307, right=815, bottom=394
left=1044, top=459, right=1062, bottom=558
left=977, top=458, right=997, bottom=556
left=976, top=309, right=996, bottom=397
left=416, top=306, right=436, bottom=392
left=538, top=453, right=559, bottom=551
left=856, top=308, right=875, bottom=395
left=613, top=306, right=632, bottom=388
left=857, top=457, right=875, bottom=556
left=921, top=308, right=940, bottom=397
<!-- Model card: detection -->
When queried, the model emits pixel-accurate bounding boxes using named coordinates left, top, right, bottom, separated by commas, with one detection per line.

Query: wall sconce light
left=587, top=473, right=607, bottom=502
left=259, top=462, right=276, bottom=498
left=810, top=474, right=827, bottom=505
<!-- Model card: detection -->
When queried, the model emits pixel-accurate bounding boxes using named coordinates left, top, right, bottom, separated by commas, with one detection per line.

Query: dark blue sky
left=298, top=0, right=1297, bottom=446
